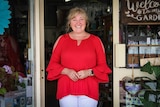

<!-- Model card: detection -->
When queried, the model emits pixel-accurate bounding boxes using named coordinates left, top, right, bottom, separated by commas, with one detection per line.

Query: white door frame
left=33, top=0, right=45, bottom=107
left=31, top=0, right=120, bottom=107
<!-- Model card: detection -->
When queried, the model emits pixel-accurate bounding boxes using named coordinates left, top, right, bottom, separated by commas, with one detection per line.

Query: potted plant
left=0, top=65, right=25, bottom=96
left=139, top=61, right=160, bottom=107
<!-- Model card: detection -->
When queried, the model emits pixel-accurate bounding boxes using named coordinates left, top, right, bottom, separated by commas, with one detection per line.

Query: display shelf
left=124, top=25, right=160, bottom=68
left=127, top=44, right=160, bottom=47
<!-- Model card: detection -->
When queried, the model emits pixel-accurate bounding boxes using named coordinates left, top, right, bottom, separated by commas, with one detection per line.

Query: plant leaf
left=0, top=87, right=7, bottom=95
left=140, top=62, right=153, bottom=74
left=139, top=97, right=159, bottom=107
left=152, top=66, right=160, bottom=79
left=144, top=100, right=159, bottom=107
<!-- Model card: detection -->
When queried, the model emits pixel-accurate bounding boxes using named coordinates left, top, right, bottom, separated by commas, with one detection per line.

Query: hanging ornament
left=122, top=55, right=142, bottom=96
left=0, top=0, right=11, bottom=35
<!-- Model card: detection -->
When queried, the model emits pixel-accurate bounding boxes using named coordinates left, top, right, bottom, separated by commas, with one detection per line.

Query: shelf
left=123, top=25, right=160, bottom=68
left=127, top=44, right=160, bottom=47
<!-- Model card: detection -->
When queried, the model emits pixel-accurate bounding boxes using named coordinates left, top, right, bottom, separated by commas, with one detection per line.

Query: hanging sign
left=121, top=0, right=160, bottom=25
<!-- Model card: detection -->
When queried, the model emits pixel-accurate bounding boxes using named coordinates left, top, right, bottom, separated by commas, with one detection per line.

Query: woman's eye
left=72, top=19, right=76, bottom=21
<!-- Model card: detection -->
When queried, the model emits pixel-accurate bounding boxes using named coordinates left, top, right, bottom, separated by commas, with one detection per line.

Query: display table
left=0, top=89, right=26, bottom=107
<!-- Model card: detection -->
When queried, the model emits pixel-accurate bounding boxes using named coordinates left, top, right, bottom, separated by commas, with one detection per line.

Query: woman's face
left=70, top=13, right=86, bottom=33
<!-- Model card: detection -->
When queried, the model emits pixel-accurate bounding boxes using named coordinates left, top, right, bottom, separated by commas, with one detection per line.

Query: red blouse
left=46, top=34, right=111, bottom=100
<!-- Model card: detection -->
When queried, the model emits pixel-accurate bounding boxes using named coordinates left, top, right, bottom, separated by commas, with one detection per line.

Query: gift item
left=140, top=57, right=160, bottom=66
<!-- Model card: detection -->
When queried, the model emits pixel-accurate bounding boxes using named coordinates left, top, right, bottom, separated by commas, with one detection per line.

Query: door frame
left=32, top=0, right=45, bottom=107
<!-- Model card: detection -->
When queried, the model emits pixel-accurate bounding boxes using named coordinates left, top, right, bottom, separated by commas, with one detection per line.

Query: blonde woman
left=46, top=7, right=111, bottom=107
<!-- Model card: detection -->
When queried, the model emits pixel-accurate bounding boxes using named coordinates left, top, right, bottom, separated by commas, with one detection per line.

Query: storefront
left=1, top=0, right=159, bottom=107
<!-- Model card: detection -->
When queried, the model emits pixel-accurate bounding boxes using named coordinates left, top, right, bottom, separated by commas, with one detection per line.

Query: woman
left=46, top=7, right=111, bottom=107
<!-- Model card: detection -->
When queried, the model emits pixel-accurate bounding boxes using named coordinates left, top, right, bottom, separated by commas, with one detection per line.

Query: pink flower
left=2, top=65, right=12, bottom=74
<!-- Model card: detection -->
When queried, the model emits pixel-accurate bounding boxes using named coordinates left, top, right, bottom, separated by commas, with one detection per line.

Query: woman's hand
left=61, top=68, right=79, bottom=81
left=77, top=69, right=91, bottom=79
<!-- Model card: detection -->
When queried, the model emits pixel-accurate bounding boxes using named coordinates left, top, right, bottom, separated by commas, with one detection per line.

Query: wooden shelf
left=127, top=44, right=160, bottom=47
left=124, top=25, right=160, bottom=68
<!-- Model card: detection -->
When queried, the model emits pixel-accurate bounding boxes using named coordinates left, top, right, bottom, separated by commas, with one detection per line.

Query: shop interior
left=0, top=0, right=29, bottom=74
left=0, top=0, right=113, bottom=107
left=0, top=0, right=30, bottom=106
left=1, top=0, right=160, bottom=107
left=44, top=0, right=113, bottom=107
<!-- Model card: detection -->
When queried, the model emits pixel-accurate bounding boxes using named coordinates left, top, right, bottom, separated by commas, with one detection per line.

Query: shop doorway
left=44, top=0, right=113, bottom=107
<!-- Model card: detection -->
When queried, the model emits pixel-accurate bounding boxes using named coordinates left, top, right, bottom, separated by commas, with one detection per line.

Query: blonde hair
left=65, top=7, right=89, bottom=33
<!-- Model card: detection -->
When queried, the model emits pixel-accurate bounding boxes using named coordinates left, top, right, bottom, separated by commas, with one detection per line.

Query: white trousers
left=59, top=95, right=98, bottom=107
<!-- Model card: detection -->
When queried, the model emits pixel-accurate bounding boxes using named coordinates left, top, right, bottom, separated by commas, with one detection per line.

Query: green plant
left=0, top=65, right=25, bottom=96
left=139, top=61, right=160, bottom=107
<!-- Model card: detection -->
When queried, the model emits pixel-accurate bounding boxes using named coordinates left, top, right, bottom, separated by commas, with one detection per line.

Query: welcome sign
left=121, top=0, right=160, bottom=25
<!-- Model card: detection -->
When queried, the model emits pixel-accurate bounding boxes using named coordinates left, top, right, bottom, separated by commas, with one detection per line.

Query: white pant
left=59, top=95, right=98, bottom=107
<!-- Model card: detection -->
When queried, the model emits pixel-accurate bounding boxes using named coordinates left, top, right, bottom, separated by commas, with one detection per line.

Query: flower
left=3, top=65, right=12, bottom=74
left=0, top=65, right=25, bottom=96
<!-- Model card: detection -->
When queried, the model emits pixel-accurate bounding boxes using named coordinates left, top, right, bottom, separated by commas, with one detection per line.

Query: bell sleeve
left=46, top=36, right=65, bottom=80
left=92, top=36, right=112, bottom=83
